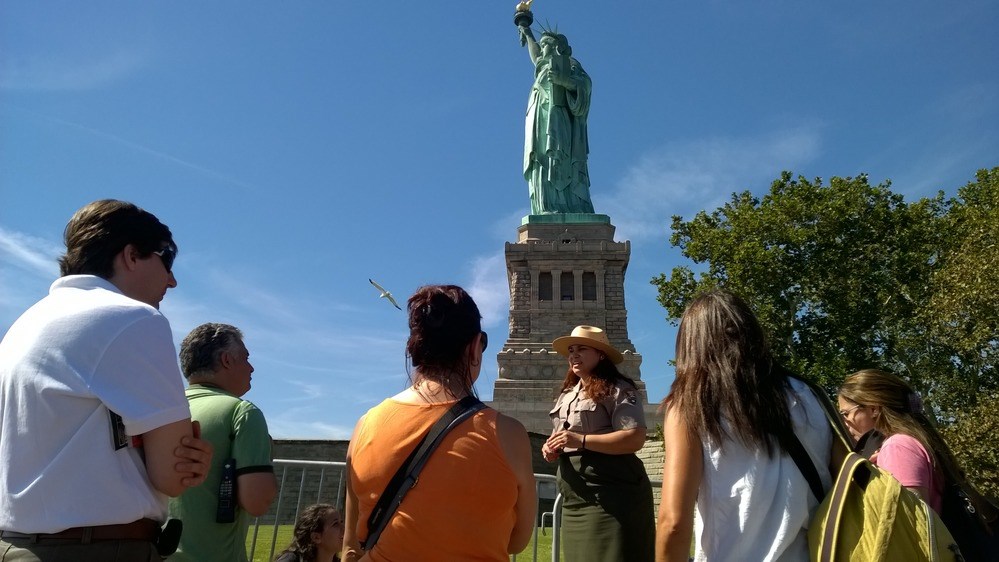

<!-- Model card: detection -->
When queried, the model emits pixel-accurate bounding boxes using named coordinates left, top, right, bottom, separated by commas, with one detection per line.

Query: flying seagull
left=368, top=278, right=402, bottom=310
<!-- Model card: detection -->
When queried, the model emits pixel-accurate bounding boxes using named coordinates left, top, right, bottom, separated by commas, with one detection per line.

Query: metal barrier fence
left=250, top=459, right=661, bottom=562
left=248, top=459, right=348, bottom=562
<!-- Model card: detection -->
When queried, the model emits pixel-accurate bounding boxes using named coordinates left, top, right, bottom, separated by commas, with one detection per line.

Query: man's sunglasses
left=152, top=245, right=177, bottom=272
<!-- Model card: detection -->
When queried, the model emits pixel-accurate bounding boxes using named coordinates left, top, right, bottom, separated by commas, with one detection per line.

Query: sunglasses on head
left=152, top=245, right=177, bottom=272
left=838, top=404, right=863, bottom=419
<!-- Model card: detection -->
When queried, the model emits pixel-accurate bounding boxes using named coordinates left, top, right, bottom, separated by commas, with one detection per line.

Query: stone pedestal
left=488, top=215, right=658, bottom=434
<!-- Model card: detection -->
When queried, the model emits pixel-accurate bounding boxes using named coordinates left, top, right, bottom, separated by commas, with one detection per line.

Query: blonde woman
left=838, top=369, right=999, bottom=560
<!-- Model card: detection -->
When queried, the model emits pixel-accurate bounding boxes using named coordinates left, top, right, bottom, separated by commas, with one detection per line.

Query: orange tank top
left=351, top=399, right=518, bottom=562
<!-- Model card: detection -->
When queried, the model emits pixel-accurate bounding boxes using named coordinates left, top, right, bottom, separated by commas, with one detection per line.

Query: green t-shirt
left=168, top=385, right=273, bottom=562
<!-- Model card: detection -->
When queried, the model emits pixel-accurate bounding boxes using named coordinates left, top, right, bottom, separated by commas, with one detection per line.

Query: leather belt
left=0, top=518, right=160, bottom=543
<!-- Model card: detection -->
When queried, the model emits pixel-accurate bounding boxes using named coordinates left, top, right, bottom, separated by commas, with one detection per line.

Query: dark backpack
left=940, top=482, right=999, bottom=562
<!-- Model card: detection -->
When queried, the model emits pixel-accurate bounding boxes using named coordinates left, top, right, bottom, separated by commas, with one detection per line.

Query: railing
left=251, top=459, right=661, bottom=562
left=513, top=473, right=558, bottom=562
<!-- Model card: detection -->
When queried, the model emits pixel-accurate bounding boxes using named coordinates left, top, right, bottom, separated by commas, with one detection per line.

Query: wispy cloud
left=490, top=208, right=528, bottom=240
left=267, top=415, right=355, bottom=441
left=1, top=52, right=144, bottom=91
left=467, top=252, right=508, bottom=328
left=203, top=268, right=329, bottom=329
left=0, top=226, right=61, bottom=279
left=164, top=283, right=402, bottom=376
left=6, top=105, right=258, bottom=192
left=936, top=82, right=999, bottom=125
left=0, top=227, right=61, bottom=325
left=160, top=259, right=409, bottom=406
left=892, top=152, right=976, bottom=198
left=152, top=256, right=410, bottom=438
left=889, top=82, right=999, bottom=197
left=598, top=127, right=823, bottom=242
left=280, top=379, right=326, bottom=402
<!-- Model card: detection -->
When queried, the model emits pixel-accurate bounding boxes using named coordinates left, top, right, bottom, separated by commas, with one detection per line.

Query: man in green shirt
left=168, top=323, right=278, bottom=562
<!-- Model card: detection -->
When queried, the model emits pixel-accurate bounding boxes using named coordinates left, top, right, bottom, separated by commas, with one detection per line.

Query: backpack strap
left=816, top=453, right=870, bottom=562
left=787, top=431, right=825, bottom=501
left=361, top=396, right=486, bottom=551
left=785, top=375, right=857, bottom=501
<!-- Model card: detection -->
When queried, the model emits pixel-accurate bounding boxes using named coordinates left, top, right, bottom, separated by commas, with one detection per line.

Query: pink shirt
left=874, top=433, right=943, bottom=513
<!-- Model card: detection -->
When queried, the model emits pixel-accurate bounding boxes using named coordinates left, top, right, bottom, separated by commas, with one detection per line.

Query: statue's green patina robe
left=523, top=39, right=594, bottom=215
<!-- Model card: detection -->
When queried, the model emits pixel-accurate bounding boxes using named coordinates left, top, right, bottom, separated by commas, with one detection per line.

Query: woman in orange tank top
left=342, top=285, right=537, bottom=562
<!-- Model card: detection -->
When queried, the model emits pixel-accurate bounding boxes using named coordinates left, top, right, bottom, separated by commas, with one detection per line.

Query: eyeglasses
left=152, top=245, right=177, bottom=272
left=480, top=331, right=488, bottom=352
left=839, top=404, right=863, bottom=419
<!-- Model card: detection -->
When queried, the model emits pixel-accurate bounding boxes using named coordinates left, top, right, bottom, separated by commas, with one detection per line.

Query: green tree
left=920, top=168, right=999, bottom=410
left=940, top=393, right=999, bottom=498
left=652, top=167, right=999, bottom=491
left=651, top=170, right=996, bottom=414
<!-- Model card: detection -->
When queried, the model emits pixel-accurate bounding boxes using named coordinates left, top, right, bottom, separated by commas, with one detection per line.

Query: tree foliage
left=920, top=168, right=999, bottom=410
left=652, top=168, right=998, bottom=417
left=940, top=393, right=999, bottom=498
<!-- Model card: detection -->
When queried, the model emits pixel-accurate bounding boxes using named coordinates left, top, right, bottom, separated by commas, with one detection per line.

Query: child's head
left=284, top=504, right=343, bottom=561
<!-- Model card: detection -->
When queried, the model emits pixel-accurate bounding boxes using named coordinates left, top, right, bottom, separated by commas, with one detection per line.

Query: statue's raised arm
left=520, top=25, right=541, bottom=64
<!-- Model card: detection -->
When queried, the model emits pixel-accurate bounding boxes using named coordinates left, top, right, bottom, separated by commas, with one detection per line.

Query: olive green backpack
left=809, top=452, right=964, bottom=561
left=788, top=377, right=965, bottom=562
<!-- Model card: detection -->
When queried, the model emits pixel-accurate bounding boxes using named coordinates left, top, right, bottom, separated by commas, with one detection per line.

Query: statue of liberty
left=517, top=19, right=595, bottom=215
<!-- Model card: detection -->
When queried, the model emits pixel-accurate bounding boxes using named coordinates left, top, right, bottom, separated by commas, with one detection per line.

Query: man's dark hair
left=59, top=199, right=175, bottom=279
left=180, top=323, right=244, bottom=380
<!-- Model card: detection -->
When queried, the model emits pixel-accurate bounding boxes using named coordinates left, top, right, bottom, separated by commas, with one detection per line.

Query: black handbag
left=360, top=396, right=486, bottom=551
left=941, top=482, right=999, bottom=562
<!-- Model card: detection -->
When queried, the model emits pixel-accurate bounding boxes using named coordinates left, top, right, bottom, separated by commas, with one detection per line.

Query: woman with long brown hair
left=543, top=325, right=655, bottom=562
left=656, top=289, right=833, bottom=562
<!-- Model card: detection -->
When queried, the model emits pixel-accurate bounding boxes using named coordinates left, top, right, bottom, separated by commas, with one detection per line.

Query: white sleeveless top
left=693, top=377, right=832, bottom=562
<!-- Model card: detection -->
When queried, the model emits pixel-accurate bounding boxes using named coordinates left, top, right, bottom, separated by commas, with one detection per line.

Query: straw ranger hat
left=552, top=325, right=624, bottom=364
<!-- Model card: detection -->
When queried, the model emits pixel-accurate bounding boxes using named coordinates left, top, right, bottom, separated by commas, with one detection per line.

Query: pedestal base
left=521, top=213, right=611, bottom=225
left=517, top=215, right=616, bottom=244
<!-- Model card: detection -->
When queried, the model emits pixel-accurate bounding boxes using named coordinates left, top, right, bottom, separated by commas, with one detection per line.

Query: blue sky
left=2, top=2, right=997, bottom=439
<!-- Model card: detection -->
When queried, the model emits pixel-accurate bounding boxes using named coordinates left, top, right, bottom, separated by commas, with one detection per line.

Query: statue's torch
left=514, top=0, right=534, bottom=28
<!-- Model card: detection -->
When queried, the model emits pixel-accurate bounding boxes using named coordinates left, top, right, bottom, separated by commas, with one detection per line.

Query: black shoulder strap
left=787, top=430, right=825, bottom=501
left=361, top=396, right=486, bottom=551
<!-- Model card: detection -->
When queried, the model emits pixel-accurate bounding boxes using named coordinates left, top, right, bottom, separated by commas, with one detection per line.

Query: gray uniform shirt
left=549, top=378, right=646, bottom=451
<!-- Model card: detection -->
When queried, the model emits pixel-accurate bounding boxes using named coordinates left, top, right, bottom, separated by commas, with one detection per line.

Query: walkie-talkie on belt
left=216, top=458, right=237, bottom=523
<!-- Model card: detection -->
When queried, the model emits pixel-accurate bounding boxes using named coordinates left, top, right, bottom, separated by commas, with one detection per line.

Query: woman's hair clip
left=422, top=303, right=445, bottom=328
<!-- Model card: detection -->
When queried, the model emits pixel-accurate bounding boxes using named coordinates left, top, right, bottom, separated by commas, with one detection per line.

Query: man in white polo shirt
left=0, top=199, right=213, bottom=561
